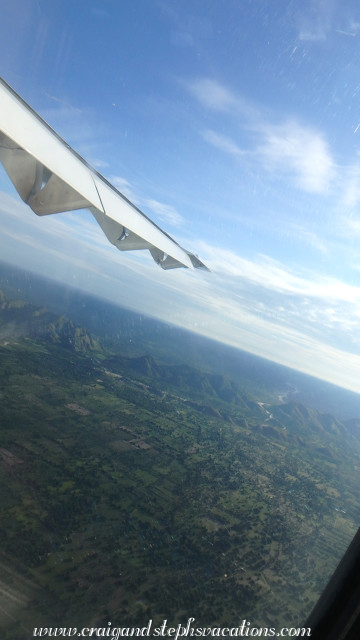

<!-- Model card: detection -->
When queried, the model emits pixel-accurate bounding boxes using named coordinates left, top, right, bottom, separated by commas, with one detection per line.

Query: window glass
left=1, top=1, right=360, bottom=635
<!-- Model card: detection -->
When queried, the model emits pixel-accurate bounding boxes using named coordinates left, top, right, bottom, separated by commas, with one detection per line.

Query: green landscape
left=1, top=280, right=360, bottom=637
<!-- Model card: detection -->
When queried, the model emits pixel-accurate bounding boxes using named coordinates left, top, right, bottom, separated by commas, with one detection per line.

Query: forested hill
left=104, top=353, right=264, bottom=416
left=0, top=290, right=99, bottom=353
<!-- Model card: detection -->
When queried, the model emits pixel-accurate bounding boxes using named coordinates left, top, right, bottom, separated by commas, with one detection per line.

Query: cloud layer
left=2, top=187, right=360, bottom=393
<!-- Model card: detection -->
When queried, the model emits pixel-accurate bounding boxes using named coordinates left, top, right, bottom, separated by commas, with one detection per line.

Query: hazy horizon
left=2, top=258, right=360, bottom=417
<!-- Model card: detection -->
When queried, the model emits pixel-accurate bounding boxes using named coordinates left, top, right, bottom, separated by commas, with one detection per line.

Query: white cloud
left=296, top=0, right=334, bottom=42
left=202, top=130, right=244, bottom=157
left=91, top=158, right=110, bottom=170
left=145, top=199, right=184, bottom=227
left=298, top=26, right=327, bottom=42
left=186, top=78, right=239, bottom=112
left=109, top=177, right=184, bottom=228
left=296, top=1, right=360, bottom=42
left=110, top=176, right=139, bottom=204
left=151, top=255, right=360, bottom=392
left=288, top=224, right=328, bottom=254
left=341, top=160, right=360, bottom=208
left=188, top=78, right=335, bottom=195
left=200, top=243, right=360, bottom=304
left=258, top=120, right=334, bottom=194
left=348, top=19, right=360, bottom=36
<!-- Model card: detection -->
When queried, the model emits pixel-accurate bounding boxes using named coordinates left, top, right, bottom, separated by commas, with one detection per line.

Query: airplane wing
left=0, top=77, right=208, bottom=271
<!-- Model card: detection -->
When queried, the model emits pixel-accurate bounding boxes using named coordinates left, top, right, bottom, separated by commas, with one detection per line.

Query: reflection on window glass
left=1, top=1, right=360, bottom=636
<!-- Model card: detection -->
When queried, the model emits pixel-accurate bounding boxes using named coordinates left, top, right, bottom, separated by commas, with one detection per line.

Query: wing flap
left=0, top=136, right=38, bottom=203
left=91, top=208, right=152, bottom=250
left=92, top=175, right=193, bottom=268
left=0, top=82, right=103, bottom=212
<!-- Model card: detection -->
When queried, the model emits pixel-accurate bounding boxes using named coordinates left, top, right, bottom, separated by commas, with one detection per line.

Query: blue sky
left=2, top=0, right=360, bottom=392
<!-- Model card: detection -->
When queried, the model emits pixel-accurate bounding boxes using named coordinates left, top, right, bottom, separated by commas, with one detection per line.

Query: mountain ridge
left=0, top=290, right=99, bottom=353
left=2, top=286, right=360, bottom=451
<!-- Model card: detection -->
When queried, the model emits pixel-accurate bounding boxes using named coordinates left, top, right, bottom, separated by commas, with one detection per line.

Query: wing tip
left=187, top=252, right=211, bottom=272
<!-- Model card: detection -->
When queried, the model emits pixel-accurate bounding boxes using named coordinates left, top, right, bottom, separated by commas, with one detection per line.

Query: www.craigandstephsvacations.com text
left=33, top=619, right=311, bottom=638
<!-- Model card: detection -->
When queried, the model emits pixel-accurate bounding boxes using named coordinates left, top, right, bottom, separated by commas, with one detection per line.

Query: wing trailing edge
left=0, top=77, right=208, bottom=271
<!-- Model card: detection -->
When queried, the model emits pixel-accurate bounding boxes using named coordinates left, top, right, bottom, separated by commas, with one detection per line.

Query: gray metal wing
left=0, top=77, right=208, bottom=271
